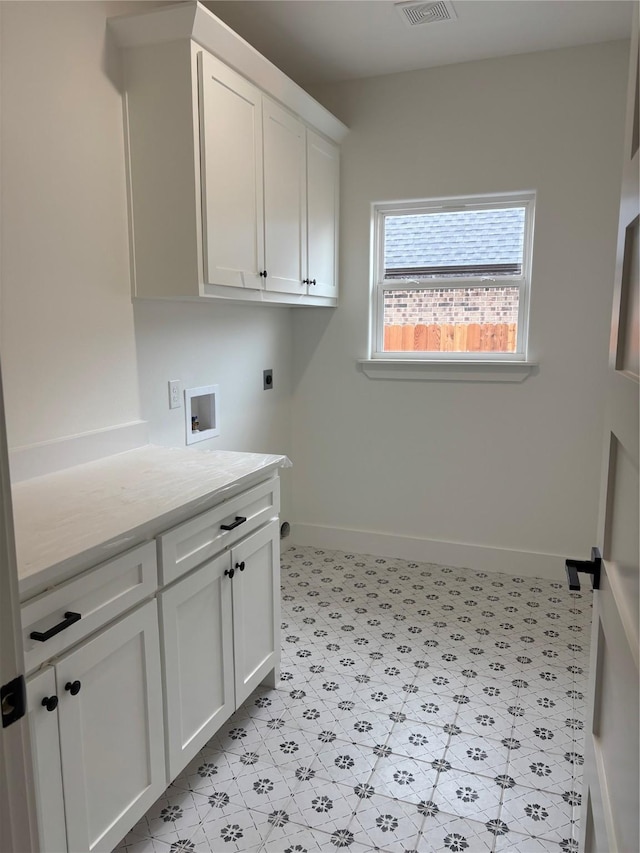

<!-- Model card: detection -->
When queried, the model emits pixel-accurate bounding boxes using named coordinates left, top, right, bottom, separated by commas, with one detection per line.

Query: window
left=370, top=193, right=535, bottom=363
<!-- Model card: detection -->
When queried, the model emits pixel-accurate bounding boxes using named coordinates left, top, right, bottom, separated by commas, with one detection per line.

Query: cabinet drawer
left=158, top=476, right=280, bottom=585
left=22, top=541, right=157, bottom=674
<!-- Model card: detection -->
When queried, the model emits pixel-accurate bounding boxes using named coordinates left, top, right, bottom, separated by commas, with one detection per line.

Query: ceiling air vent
left=395, top=1, right=457, bottom=27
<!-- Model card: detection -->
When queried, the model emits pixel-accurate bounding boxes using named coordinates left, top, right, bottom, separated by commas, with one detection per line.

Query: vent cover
left=395, top=1, right=456, bottom=27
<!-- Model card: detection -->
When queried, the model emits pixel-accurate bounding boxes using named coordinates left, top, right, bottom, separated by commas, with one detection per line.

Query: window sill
left=358, top=359, right=538, bottom=382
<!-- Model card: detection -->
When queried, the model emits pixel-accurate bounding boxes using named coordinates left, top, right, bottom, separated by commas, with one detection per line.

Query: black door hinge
left=565, top=547, right=601, bottom=592
left=1, top=674, right=26, bottom=728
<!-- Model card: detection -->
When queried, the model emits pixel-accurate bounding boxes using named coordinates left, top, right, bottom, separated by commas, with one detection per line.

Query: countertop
left=13, top=445, right=290, bottom=599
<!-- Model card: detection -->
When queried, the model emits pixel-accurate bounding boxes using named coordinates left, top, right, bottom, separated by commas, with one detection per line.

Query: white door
left=580, top=16, right=639, bottom=853
left=160, top=552, right=235, bottom=780
left=231, top=520, right=281, bottom=707
left=306, top=129, right=339, bottom=299
left=198, top=51, right=264, bottom=290
left=56, top=600, right=165, bottom=853
left=0, top=361, right=38, bottom=853
left=26, top=668, right=67, bottom=852
left=263, top=98, right=307, bottom=295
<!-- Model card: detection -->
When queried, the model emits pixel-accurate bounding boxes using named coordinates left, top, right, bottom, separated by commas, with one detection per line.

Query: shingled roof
left=384, top=207, right=526, bottom=272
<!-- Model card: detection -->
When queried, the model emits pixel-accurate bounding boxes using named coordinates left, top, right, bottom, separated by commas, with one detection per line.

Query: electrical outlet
left=168, top=380, right=182, bottom=409
left=263, top=369, right=273, bottom=390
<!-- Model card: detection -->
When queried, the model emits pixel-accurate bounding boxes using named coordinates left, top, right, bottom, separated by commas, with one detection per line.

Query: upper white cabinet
left=306, top=129, right=340, bottom=299
left=262, top=97, right=307, bottom=296
left=198, top=52, right=265, bottom=292
left=112, top=1, right=347, bottom=307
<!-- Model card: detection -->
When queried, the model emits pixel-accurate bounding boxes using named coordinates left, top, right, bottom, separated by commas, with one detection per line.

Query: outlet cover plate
left=168, top=380, right=182, bottom=409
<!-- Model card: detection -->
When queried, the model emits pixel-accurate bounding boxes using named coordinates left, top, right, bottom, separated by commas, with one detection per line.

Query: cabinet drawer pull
left=30, top=611, right=82, bottom=643
left=224, top=567, right=235, bottom=580
left=64, top=681, right=81, bottom=696
left=236, top=561, right=245, bottom=572
left=41, top=695, right=58, bottom=712
left=220, top=515, right=247, bottom=531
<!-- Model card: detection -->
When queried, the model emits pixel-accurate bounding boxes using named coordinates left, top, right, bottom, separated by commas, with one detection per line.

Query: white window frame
left=369, top=192, right=536, bottom=364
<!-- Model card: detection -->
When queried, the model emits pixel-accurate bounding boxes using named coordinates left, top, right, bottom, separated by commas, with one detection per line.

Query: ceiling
left=204, top=0, right=634, bottom=87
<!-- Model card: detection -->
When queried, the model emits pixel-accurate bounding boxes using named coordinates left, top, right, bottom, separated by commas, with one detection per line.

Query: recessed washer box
left=185, top=385, right=219, bottom=445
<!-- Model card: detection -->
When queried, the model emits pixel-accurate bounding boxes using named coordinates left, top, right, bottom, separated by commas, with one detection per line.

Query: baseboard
left=290, top=522, right=567, bottom=581
left=9, top=420, right=149, bottom=482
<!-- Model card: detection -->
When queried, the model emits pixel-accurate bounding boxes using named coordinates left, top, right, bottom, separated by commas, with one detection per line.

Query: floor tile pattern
left=114, top=545, right=590, bottom=853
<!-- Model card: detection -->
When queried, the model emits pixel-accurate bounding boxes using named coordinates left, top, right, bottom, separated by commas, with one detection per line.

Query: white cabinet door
left=306, top=129, right=339, bottom=299
left=231, top=520, right=281, bottom=707
left=26, top=668, right=67, bottom=853
left=56, top=600, right=165, bottom=853
left=262, top=98, right=307, bottom=295
left=160, top=552, right=235, bottom=780
left=198, top=51, right=264, bottom=290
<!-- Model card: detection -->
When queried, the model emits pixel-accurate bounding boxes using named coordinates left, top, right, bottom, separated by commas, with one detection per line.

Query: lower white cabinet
left=231, top=519, right=281, bottom=707
left=160, top=551, right=235, bottom=780
left=160, top=518, right=281, bottom=778
left=27, top=600, right=166, bottom=853
left=23, top=473, right=282, bottom=853
left=27, top=668, right=67, bottom=853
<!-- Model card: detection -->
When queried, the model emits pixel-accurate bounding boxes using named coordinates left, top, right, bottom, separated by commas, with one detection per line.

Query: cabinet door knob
left=41, top=695, right=58, bottom=712
left=302, top=279, right=309, bottom=285
left=64, top=680, right=81, bottom=696
left=259, top=270, right=268, bottom=278
left=236, top=561, right=245, bottom=572
left=311, top=279, right=316, bottom=286
left=224, top=567, right=235, bottom=580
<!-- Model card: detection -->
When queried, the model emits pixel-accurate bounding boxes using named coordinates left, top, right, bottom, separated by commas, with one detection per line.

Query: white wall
left=0, top=1, right=628, bottom=575
left=133, top=300, right=293, bottom=508
left=291, top=42, right=629, bottom=577
left=0, top=1, right=146, bottom=454
left=0, top=1, right=293, bottom=505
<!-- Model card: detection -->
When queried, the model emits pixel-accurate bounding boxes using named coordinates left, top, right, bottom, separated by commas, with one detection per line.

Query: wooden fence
left=384, top=323, right=517, bottom=353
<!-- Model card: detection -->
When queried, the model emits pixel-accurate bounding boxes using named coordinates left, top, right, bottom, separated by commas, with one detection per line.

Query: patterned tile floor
left=114, top=545, right=591, bottom=853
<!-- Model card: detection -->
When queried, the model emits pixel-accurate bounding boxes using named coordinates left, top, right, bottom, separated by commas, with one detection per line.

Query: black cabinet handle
left=42, top=695, right=58, bottom=712
left=236, top=561, right=245, bottom=572
left=310, top=279, right=316, bottom=286
left=64, top=681, right=81, bottom=696
left=224, top=567, right=235, bottom=580
left=259, top=270, right=268, bottom=278
left=220, top=516, right=247, bottom=531
left=30, top=611, right=81, bottom=643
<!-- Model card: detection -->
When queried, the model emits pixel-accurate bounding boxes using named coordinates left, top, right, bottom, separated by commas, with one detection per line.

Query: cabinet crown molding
left=108, top=0, right=348, bottom=144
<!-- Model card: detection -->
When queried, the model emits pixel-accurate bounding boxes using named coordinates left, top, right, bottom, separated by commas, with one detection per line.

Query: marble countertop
left=13, top=445, right=290, bottom=598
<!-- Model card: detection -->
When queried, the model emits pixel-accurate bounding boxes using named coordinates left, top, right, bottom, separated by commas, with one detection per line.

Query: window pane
left=383, top=287, right=519, bottom=353
left=384, top=207, right=526, bottom=279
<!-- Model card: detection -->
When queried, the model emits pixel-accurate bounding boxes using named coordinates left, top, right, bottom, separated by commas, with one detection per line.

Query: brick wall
left=383, top=286, right=520, bottom=326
